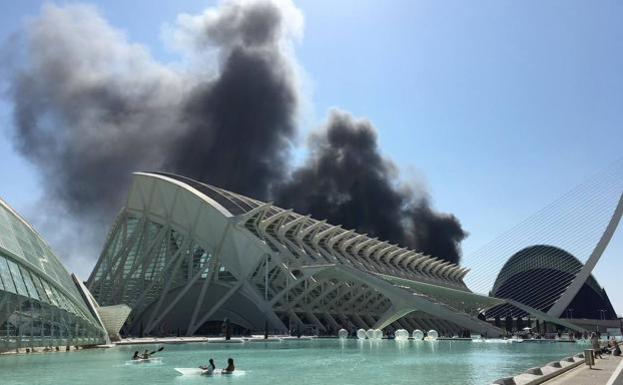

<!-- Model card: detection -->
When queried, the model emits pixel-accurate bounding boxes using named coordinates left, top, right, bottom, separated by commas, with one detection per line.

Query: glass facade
left=0, top=200, right=106, bottom=352
left=87, top=211, right=238, bottom=336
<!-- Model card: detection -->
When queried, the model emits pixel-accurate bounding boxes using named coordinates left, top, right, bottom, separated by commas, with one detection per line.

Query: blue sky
left=1, top=0, right=622, bottom=313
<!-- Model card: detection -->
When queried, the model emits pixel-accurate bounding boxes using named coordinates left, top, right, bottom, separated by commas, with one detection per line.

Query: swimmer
left=222, top=358, right=235, bottom=374
left=200, top=358, right=216, bottom=375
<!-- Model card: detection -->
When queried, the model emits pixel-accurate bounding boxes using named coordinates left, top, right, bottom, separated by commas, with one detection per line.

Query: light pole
left=599, top=309, right=606, bottom=321
left=567, top=308, right=574, bottom=319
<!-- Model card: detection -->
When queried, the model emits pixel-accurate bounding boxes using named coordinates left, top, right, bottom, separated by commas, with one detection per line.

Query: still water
left=0, top=339, right=585, bottom=385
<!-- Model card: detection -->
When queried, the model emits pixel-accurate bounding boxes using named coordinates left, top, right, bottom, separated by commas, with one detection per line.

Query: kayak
left=174, top=368, right=246, bottom=376
left=126, top=357, right=163, bottom=364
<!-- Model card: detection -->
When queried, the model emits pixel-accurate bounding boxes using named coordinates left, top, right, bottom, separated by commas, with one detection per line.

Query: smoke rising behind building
left=1, top=0, right=466, bottom=267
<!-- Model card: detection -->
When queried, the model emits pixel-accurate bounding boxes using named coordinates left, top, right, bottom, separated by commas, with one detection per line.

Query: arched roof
left=137, top=172, right=468, bottom=288
left=492, top=244, right=606, bottom=305
left=149, top=171, right=263, bottom=216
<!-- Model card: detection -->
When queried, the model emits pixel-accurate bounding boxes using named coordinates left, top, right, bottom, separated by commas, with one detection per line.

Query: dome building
left=487, top=245, right=616, bottom=322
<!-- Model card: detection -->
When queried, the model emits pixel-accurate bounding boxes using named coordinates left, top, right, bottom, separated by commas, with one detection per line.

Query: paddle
left=148, top=347, right=165, bottom=356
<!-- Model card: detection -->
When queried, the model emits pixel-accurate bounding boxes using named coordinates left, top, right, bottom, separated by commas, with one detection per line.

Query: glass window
left=40, top=279, right=58, bottom=307
left=31, top=273, right=50, bottom=303
left=0, top=256, right=17, bottom=294
left=6, top=259, right=29, bottom=297
left=20, top=265, right=40, bottom=301
left=50, top=286, right=68, bottom=312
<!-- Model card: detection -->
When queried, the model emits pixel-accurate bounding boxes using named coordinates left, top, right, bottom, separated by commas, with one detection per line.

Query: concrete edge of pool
left=489, top=353, right=623, bottom=385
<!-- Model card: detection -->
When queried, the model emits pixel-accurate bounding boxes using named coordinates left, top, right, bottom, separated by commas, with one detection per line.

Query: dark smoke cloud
left=275, top=110, right=467, bottom=263
left=1, top=0, right=466, bottom=269
left=5, top=3, right=185, bottom=218
left=166, top=0, right=298, bottom=198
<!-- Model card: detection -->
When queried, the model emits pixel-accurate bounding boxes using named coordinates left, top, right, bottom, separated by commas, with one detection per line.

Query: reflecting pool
left=0, top=339, right=585, bottom=385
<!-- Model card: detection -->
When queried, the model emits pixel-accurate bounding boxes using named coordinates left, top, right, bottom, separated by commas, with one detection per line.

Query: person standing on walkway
left=591, top=332, right=603, bottom=359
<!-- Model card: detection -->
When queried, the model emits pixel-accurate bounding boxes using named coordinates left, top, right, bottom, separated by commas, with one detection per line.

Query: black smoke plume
left=1, top=0, right=466, bottom=270
left=275, top=111, right=466, bottom=263
left=165, top=0, right=298, bottom=198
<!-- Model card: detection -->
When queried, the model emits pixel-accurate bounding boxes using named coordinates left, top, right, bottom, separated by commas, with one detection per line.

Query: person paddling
left=132, top=351, right=140, bottom=360
left=141, top=346, right=164, bottom=360
left=200, top=358, right=216, bottom=375
left=222, top=358, right=235, bottom=374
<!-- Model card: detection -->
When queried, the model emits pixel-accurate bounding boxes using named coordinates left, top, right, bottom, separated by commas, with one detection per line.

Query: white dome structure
left=356, top=329, right=367, bottom=340
left=338, top=329, right=348, bottom=339
left=413, top=329, right=424, bottom=340
left=394, top=329, right=409, bottom=341
left=426, top=330, right=439, bottom=340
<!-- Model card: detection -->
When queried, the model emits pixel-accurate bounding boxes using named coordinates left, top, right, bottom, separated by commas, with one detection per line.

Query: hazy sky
left=1, top=0, right=622, bottom=314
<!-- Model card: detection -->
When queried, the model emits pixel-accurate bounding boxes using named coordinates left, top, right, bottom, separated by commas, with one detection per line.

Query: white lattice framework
left=87, top=172, right=582, bottom=337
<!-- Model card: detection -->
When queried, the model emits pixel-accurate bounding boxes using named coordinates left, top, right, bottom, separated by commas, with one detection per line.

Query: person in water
left=132, top=351, right=140, bottom=360
left=200, top=358, right=216, bottom=375
left=222, top=358, right=235, bottom=374
left=142, top=349, right=151, bottom=359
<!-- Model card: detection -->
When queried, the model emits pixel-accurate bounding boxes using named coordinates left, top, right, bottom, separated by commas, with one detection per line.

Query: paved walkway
left=543, top=355, right=622, bottom=385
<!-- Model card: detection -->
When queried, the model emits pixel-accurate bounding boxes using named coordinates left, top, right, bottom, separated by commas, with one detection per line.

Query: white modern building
left=87, top=172, right=584, bottom=338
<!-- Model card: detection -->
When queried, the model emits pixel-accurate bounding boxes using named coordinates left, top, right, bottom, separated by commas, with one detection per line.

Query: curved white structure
left=356, top=329, right=367, bottom=340
left=338, top=328, right=348, bottom=339
left=427, top=329, right=439, bottom=340
left=547, top=193, right=623, bottom=317
left=413, top=329, right=424, bottom=340
left=87, top=172, right=585, bottom=337
left=394, top=329, right=409, bottom=341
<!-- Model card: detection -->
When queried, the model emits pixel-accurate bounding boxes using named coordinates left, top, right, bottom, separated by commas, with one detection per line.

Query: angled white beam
left=398, top=251, right=417, bottom=268
left=384, top=248, right=405, bottom=265
left=297, top=220, right=326, bottom=244
left=327, top=229, right=353, bottom=252
left=373, top=244, right=396, bottom=263
left=352, top=237, right=376, bottom=257
left=307, top=282, right=340, bottom=308
left=407, top=254, right=428, bottom=270
left=412, top=255, right=437, bottom=272
left=437, top=263, right=454, bottom=279
left=340, top=234, right=366, bottom=257
left=312, top=225, right=341, bottom=250
left=422, top=258, right=443, bottom=275
left=363, top=241, right=385, bottom=260
left=290, top=280, right=323, bottom=309
left=259, top=209, right=291, bottom=234
left=431, top=261, right=451, bottom=277
left=233, top=202, right=273, bottom=226
left=547, top=192, right=623, bottom=317
left=446, top=266, right=461, bottom=280
left=278, top=215, right=308, bottom=239
left=457, top=267, right=470, bottom=280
